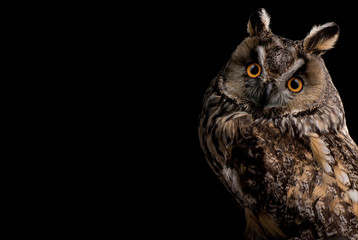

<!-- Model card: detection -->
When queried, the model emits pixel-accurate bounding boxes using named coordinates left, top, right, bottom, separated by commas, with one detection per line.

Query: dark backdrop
left=135, top=4, right=358, bottom=238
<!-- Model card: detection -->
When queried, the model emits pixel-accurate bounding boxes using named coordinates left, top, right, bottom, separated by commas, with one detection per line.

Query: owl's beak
left=260, top=82, right=273, bottom=107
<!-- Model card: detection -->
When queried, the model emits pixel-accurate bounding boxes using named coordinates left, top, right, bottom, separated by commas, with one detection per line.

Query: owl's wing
left=284, top=131, right=358, bottom=238
left=313, top=131, right=358, bottom=216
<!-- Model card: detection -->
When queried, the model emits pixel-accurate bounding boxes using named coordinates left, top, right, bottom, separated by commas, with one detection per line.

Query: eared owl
left=198, top=8, right=358, bottom=240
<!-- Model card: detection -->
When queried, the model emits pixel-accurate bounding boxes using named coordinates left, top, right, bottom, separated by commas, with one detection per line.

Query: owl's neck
left=262, top=102, right=346, bottom=138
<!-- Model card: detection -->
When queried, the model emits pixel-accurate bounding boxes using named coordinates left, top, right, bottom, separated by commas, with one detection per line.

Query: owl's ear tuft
left=303, top=22, right=339, bottom=55
left=247, top=8, right=271, bottom=36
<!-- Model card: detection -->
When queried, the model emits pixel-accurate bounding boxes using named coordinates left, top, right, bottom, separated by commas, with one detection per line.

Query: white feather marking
left=324, top=155, right=335, bottom=165
left=259, top=8, right=271, bottom=30
left=222, top=166, right=241, bottom=195
left=335, top=167, right=351, bottom=186
left=348, top=189, right=358, bottom=203
left=321, top=161, right=333, bottom=175
left=256, top=46, right=265, bottom=70
left=309, top=135, right=334, bottom=175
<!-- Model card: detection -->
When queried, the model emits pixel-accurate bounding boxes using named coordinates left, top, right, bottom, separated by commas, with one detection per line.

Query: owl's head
left=220, top=8, right=340, bottom=117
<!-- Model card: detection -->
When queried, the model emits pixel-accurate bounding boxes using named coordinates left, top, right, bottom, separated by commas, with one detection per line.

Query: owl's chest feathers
left=203, top=105, right=310, bottom=194
left=221, top=116, right=308, bottom=203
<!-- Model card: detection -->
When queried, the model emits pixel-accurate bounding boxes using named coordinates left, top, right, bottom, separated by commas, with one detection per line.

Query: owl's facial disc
left=223, top=34, right=329, bottom=114
left=244, top=57, right=306, bottom=109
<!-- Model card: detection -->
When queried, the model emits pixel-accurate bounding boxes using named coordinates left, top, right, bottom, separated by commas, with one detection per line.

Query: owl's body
left=198, top=9, right=358, bottom=240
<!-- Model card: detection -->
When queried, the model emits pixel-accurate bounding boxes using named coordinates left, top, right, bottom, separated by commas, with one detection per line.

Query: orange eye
left=287, top=77, right=303, bottom=93
left=246, top=63, right=261, bottom=78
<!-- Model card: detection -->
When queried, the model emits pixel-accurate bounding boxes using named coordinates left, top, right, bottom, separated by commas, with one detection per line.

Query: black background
left=131, top=3, right=358, bottom=239
left=12, top=3, right=358, bottom=239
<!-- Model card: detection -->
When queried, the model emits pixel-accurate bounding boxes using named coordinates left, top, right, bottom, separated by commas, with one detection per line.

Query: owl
left=198, top=8, right=358, bottom=240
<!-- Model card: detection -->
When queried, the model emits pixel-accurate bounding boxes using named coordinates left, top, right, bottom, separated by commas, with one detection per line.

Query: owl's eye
left=287, top=77, right=303, bottom=93
left=247, top=63, right=261, bottom=78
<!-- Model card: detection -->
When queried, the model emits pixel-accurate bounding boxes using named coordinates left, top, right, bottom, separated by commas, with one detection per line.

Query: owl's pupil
left=290, top=79, right=300, bottom=89
left=250, top=65, right=259, bottom=75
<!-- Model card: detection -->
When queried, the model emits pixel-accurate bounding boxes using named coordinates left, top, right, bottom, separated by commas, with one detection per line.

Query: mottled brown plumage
left=198, top=8, right=358, bottom=240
